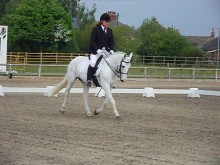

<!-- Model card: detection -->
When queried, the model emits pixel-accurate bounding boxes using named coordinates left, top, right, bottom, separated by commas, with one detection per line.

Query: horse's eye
left=122, top=66, right=125, bottom=68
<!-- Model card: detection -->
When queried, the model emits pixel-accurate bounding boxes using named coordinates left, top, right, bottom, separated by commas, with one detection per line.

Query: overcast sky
left=80, top=0, right=220, bottom=36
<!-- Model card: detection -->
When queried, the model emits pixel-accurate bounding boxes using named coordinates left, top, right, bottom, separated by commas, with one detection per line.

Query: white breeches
left=89, top=53, right=102, bottom=67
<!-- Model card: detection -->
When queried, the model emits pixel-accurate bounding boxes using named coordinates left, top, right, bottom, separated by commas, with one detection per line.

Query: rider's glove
left=110, top=50, right=114, bottom=55
left=102, top=50, right=110, bottom=57
left=97, top=49, right=102, bottom=55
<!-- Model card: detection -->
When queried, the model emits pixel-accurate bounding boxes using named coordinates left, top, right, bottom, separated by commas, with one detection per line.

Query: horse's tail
left=48, top=76, right=67, bottom=97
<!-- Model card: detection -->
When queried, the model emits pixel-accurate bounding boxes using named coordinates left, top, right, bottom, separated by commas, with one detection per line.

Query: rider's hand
left=97, top=49, right=102, bottom=55
left=102, top=50, right=110, bottom=57
left=110, top=50, right=114, bottom=55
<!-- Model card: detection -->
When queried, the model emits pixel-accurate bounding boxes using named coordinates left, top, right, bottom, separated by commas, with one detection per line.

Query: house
left=185, top=28, right=219, bottom=62
left=185, top=36, right=212, bottom=48
left=201, top=37, right=219, bottom=62
left=200, top=28, right=219, bottom=62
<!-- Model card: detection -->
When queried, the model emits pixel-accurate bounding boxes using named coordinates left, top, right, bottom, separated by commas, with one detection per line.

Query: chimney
left=211, top=28, right=215, bottom=39
left=108, top=11, right=117, bottom=21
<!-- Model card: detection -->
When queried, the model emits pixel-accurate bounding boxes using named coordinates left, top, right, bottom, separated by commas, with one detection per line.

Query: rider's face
left=102, top=20, right=110, bottom=28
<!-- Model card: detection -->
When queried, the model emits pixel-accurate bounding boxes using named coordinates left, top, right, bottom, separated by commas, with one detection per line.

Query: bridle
left=103, top=56, right=131, bottom=81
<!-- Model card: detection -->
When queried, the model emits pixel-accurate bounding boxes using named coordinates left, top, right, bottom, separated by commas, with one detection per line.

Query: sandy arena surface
left=0, top=77, right=220, bottom=165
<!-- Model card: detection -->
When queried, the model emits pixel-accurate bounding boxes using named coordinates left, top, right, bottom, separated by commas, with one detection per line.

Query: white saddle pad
left=78, top=58, right=102, bottom=76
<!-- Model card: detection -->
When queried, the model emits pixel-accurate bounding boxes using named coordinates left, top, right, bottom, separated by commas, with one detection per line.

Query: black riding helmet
left=100, top=13, right=111, bottom=22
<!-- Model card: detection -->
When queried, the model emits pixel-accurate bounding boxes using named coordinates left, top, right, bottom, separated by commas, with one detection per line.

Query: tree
left=0, top=0, right=10, bottom=18
left=78, top=3, right=96, bottom=29
left=74, top=23, right=95, bottom=53
left=0, top=0, right=77, bottom=52
left=136, top=17, right=166, bottom=56
left=136, top=17, right=202, bottom=59
left=113, top=25, right=140, bottom=54
left=59, top=0, right=96, bottom=29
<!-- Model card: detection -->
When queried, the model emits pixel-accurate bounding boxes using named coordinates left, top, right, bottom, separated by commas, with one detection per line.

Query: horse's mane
left=115, top=51, right=126, bottom=55
left=106, top=51, right=126, bottom=62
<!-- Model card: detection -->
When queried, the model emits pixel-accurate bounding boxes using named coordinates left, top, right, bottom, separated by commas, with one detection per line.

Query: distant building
left=184, top=28, right=219, bottom=62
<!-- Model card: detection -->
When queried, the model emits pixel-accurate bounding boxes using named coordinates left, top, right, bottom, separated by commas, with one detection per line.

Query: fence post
left=56, top=53, right=58, bottom=64
left=40, top=52, right=43, bottom=64
left=144, top=67, right=147, bottom=78
left=153, top=56, right=155, bottom=66
left=215, top=69, right=218, bottom=80
left=38, top=64, right=42, bottom=77
left=192, top=68, right=195, bottom=79
left=9, top=64, right=12, bottom=79
left=185, top=58, right=187, bottom=65
left=174, top=56, right=176, bottom=66
left=168, top=68, right=171, bottom=79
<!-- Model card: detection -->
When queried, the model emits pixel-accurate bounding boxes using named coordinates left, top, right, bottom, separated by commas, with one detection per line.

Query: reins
left=103, top=55, right=130, bottom=80
left=103, top=57, right=120, bottom=77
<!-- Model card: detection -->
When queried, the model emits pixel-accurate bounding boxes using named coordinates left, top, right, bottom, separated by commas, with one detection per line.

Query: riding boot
left=86, top=65, right=94, bottom=87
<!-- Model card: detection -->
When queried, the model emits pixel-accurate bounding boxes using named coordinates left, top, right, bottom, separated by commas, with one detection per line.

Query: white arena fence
left=0, top=86, right=220, bottom=98
left=0, top=64, right=220, bottom=80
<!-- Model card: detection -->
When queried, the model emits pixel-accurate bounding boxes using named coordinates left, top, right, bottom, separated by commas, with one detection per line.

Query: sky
left=79, top=0, right=220, bottom=36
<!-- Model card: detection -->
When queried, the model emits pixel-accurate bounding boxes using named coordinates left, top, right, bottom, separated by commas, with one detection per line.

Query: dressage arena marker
left=1, top=85, right=220, bottom=97
left=0, top=85, right=4, bottom=97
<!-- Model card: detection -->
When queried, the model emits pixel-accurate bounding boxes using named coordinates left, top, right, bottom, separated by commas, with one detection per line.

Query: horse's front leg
left=103, top=87, right=120, bottom=118
left=82, top=84, right=92, bottom=117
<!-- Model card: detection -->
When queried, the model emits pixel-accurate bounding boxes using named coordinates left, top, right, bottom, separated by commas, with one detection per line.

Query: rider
left=86, top=13, right=115, bottom=87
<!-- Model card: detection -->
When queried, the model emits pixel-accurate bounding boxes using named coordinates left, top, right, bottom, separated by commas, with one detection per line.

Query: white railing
left=0, top=64, right=219, bottom=80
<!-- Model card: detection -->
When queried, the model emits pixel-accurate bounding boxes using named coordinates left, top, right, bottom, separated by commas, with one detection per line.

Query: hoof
left=94, top=110, right=100, bottom=115
left=115, top=115, right=121, bottom=119
left=60, top=110, right=65, bottom=115
left=87, top=112, right=92, bottom=117
left=60, top=107, right=65, bottom=115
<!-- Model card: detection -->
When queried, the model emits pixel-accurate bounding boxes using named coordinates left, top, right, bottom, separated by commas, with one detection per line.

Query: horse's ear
left=129, top=52, right=133, bottom=58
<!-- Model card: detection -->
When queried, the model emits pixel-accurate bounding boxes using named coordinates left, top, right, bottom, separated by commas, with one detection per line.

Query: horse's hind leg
left=61, top=78, right=75, bottom=114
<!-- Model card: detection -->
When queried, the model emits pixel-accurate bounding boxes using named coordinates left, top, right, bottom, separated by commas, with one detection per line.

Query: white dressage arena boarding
left=0, top=85, right=220, bottom=97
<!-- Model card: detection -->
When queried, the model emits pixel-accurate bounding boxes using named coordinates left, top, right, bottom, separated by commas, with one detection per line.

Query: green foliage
left=0, top=0, right=75, bottom=52
left=75, top=23, right=95, bottom=53
left=136, top=17, right=202, bottom=59
left=59, top=0, right=78, bottom=18
left=0, top=0, right=10, bottom=18
left=79, top=3, right=96, bottom=29
left=113, top=25, right=140, bottom=54
left=59, top=0, right=96, bottom=29
left=136, top=17, right=166, bottom=56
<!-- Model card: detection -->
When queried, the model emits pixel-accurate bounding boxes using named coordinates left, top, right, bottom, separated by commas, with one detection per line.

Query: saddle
left=79, top=55, right=103, bottom=87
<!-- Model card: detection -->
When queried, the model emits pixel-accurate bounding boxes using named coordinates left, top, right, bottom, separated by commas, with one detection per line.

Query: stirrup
left=86, top=80, right=92, bottom=87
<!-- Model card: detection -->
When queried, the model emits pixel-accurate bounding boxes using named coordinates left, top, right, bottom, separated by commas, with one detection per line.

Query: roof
left=184, top=36, right=212, bottom=48
left=201, top=37, right=219, bottom=51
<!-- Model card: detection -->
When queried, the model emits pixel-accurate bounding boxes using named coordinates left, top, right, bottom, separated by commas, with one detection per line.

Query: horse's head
left=119, top=53, right=133, bottom=82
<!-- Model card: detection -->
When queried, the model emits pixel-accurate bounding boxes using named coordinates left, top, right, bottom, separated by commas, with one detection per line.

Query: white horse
left=48, top=51, right=133, bottom=118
